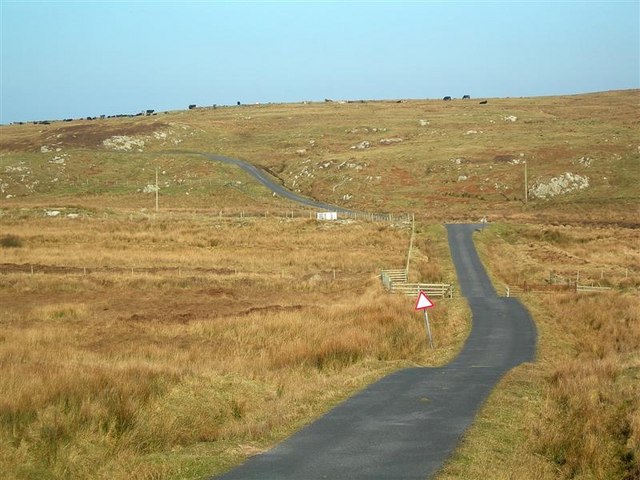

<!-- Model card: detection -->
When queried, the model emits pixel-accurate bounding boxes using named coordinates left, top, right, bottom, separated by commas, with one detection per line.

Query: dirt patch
left=240, top=304, right=305, bottom=316
left=123, top=311, right=195, bottom=324
left=390, top=167, right=420, bottom=187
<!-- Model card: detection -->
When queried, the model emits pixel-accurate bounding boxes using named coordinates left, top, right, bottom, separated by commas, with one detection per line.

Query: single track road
left=212, top=223, right=537, bottom=480
left=199, top=153, right=353, bottom=212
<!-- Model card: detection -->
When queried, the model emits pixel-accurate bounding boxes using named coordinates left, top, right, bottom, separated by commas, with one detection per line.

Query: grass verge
left=437, top=223, right=639, bottom=479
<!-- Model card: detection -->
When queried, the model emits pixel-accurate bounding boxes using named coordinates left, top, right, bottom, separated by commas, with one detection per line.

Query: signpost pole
left=415, top=290, right=435, bottom=349
left=424, top=310, right=434, bottom=349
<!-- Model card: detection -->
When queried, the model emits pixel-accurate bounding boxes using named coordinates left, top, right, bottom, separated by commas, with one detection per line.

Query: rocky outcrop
left=529, top=172, right=590, bottom=199
left=379, top=138, right=403, bottom=145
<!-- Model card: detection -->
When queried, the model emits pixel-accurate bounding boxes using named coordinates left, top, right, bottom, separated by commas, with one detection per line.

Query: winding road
left=199, top=153, right=353, bottom=213
left=202, top=153, right=537, bottom=479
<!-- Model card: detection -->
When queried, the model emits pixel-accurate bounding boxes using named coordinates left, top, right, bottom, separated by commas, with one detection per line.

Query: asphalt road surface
left=212, top=223, right=537, bottom=480
left=199, top=153, right=353, bottom=213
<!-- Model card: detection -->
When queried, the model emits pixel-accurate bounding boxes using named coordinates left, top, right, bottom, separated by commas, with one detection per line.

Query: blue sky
left=1, top=1, right=638, bottom=123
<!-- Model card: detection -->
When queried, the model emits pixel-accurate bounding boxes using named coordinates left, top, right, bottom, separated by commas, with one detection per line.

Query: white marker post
left=415, top=291, right=435, bottom=349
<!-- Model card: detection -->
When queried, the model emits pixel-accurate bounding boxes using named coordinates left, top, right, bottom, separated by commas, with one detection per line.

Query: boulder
left=351, top=141, right=371, bottom=150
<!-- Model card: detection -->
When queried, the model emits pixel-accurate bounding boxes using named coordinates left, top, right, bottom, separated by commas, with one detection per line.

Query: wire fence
left=503, top=282, right=614, bottom=297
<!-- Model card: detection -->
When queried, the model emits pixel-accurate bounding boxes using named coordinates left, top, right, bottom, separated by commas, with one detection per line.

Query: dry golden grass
left=2, top=90, right=638, bottom=478
left=0, top=213, right=468, bottom=479
left=437, top=223, right=639, bottom=480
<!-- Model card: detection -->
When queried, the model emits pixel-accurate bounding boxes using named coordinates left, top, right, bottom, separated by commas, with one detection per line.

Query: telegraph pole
left=524, top=160, right=528, bottom=204
left=405, top=213, right=415, bottom=274
left=155, top=168, right=159, bottom=213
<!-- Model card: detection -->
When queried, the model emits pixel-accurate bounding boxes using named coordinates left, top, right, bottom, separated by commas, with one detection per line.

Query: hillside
left=1, top=90, right=638, bottom=223
left=0, top=91, right=638, bottom=479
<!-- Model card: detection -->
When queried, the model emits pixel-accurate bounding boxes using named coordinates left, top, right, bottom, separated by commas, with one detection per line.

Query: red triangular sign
left=415, top=291, right=434, bottom=310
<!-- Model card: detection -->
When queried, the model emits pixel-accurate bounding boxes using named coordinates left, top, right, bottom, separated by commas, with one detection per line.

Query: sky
left=1, top=1, right=639, bottom=124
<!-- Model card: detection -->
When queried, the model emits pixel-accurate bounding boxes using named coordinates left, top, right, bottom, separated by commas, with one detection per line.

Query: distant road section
left=212, top=224, right=537, bottom=480
left=199, top=153, right=352, bottom=212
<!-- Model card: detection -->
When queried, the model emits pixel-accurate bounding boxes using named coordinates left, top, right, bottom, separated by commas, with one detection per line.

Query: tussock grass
left=0, top=235, right=22, bottom=248
left=438, top=223, right=639, bottom=480
left=0, top=214, right=467, bottom=479
left=3, top=89, right=636, bottom=477
left=530, top=292, right=640, bottom=479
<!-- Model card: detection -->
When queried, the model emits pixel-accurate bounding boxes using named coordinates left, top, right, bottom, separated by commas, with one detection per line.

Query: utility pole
left=405, top=213, right=415, bottom=275
left=155, top=168, right=159, bottom=213
left=524, top=160, right=528, bottom=204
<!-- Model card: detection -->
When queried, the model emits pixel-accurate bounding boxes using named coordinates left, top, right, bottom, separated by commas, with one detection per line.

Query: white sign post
left=415, top=291, right=435, bottom=349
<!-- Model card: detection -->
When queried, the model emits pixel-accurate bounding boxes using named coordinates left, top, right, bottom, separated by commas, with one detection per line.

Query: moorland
left=1, top=90, right=638, bottom=479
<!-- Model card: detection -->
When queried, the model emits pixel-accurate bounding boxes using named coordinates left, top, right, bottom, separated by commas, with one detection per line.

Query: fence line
left=381, top=269, right=408, bottom=289
left=577, top=285, right=614, bottom=293
left=0, top=264, right=240, bottom=277
left=36, top=208, right=413, bottom=225
left=503, top=282, right=613, bottom=297
left=381, top=269, right=454, bottom=298
left=339, top=211, right=412, bottom=223
left=208, top=210, right=410, bottom=223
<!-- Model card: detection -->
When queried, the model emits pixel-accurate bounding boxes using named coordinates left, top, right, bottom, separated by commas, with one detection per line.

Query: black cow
left=189, top=104, right=196, bottom=109
left=443, top=96, right=452, bottom=101
left=462, top=95, right=471, bottom=99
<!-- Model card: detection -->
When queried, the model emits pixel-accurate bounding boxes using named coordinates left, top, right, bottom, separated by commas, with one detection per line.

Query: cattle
left=146, top=109, right=155, bottom=115
left=479, top=100, right=488, bottom=105
left=462, top=95, right=471, bottom=99
left=237, top=101, right=241, bottom=106
left=443, top=96, right=452, bottom=101
left=189, top=104, right=196, bottom=109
